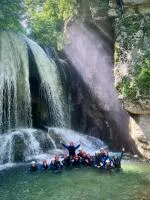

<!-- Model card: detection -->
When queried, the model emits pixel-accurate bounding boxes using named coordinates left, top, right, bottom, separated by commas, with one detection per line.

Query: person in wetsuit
left=98, top=148, right=107, bottom=164
left=41, top=160, right=48, bottom=171
left=50, top=156, right=63, bottom=172
left=81, top=152, right=92, bottom=166
left=77, top=149, right=84, bottom=158
left=103, top=151, right=114, bottom=169
left=62, top=142, right=81, bottom=158
left=72, top=155, right=81, bottom=168
left=62, top=154, right=71, bottom=167
left=30, top=161, right=38, bottom=172
left=112, top=148, right=125, bottom=169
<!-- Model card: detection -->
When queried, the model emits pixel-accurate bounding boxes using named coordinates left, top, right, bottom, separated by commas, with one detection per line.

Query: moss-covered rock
left=114, top=13, right=150, bottom=107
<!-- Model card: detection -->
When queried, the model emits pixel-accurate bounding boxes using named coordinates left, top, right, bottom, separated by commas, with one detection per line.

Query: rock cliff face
left=63, top=0, right=138, bottom=152
left=63, top=0, right=150, bottom=158
left=113, top=0, right=150, bottom=159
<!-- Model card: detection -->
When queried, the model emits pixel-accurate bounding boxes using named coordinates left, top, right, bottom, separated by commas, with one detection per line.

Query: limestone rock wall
left=129, top=115, right=150, bottom=159
left=64, top=0, right=137, bottom=151
left=63, top=0, right=150, bottom=156
left=113, top=0, right=150, bottom=159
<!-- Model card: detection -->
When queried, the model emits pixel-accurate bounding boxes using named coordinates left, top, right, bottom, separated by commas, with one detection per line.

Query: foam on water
left=48, top=127, right=107, bottom=155
left=0, top=127, right=106, bottom=170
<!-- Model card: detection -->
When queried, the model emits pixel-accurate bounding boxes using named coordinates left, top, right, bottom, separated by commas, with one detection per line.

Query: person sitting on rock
left=41, top=160, right=48, bottom=171
left=62, top=142, right=80, bottom=158
left=30, top=161, right=38, bottom=172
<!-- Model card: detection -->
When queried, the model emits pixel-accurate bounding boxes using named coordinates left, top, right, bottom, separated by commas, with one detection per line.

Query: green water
left=0, top=162, right=150, bottom=200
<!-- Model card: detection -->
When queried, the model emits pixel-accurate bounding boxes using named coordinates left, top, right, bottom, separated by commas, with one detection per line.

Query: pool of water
left=0, top=161, right=150, bottom=200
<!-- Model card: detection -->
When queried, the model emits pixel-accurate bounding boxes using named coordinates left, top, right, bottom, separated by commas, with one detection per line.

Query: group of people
left=30, top=142, right=125, bottom=173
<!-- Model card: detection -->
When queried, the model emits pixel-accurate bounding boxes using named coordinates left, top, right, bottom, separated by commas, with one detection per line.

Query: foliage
left=0, top=0, right=24, bottom=32
left=117, top=50, right=150, bottom=101
left=25, top=0, right=78, bottom=47
left=115, top=13, right=150, bottom=102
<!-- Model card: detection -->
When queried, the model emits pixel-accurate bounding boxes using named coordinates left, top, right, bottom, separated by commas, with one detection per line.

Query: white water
left=0, top=32, right=70, bottom=132
left=26, top=38, right=69, bottom=127
left=0, top=32, right=32, bottom=132
left=0, top=32, right=105, bottom=170
left=48, top=127, right=106, bottom=155
left=0, top=128, right=106, bottom=170
left=0, top=129, right=41, bottom=165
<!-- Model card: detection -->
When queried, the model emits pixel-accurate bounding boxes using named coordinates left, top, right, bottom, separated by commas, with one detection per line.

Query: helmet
left=106, top=159, right=110, bottom=163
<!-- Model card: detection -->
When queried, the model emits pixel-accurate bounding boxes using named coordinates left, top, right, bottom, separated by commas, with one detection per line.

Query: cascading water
left=0, top=129, right=41, bottom=164
left=48, top=127, right=106, bottom=155
left=0, top=31, right=106, bottom=170
left=0, top=127, right=105, bottom=170
left=26, top=38, right=69, bottom=127
left=0, top=31, right=70, bottom=132
left=0, top=129, right=57, bottom=168
left=0, top=32, right=32, bottom=132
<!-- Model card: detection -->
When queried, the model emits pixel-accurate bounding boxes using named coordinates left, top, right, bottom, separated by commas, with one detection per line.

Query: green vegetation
left=0, top=0, right=78, bottom=47
left=25, top=0, right=78, bottom=47
left=115, top=14, right=150, bottom=102
left=117, top=51, right=150, bottom=100
left=0, top=0, right=24, bottom=32
left=97, top=0, right=109, bottom=16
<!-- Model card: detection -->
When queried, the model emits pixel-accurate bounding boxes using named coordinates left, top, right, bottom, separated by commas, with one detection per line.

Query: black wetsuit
left=77, top=152, right=84, bottom=158
left=62, top=144, right=80, bottom=157
left=41, top=164, right=48, bottom=171
left=62, top=156, right=71, bottom=167
left=30, top=165, right=38, bottom=172
left=98, top=153, right=106, bottom=163
left=72, top=158, right=80, bottom=168
left=113, top=151, right=124, bottom=169
left=50, top=160, right=63, bottom=171
left=81, top=156, right=91, bottom=166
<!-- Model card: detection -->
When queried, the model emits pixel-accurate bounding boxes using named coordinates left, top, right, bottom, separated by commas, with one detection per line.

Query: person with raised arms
left=62, top=142, right=81, bottom=158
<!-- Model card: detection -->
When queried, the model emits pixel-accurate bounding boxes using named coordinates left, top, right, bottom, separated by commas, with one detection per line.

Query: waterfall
left=0, top=31, right=106, bottom=170
left=0, top=128, right=58, bottom=166
left=0, top=129, right=41, bottom=164
left=0, top=31, right=69, bottom=132
left=48, top=127, right=106, bottom=155
left=26, top=38, right=68, bottom=127
left=0, top=32, right=32, bottom=132
left=0, top=127, right=106, bottom=169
